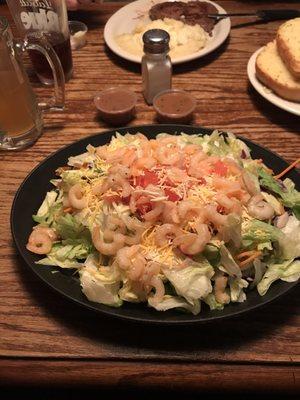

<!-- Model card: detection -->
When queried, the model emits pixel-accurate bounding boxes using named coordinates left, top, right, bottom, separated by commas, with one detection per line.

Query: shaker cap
left=142, top=29, right=170, bottom=54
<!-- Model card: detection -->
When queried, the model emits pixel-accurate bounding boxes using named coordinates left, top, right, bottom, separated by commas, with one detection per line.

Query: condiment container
left=142, top=29, right=172, bottom=105
left=94, top=87, right=137, bottom=126
left=69, top=20, right=88, bottom=50
left=153, top=89, right=196, bottom=124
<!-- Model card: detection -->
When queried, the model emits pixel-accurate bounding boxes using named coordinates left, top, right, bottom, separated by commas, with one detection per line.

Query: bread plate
left=248, top=47, right=300, bottom=116
left=104, top=0, right=231, bottom=65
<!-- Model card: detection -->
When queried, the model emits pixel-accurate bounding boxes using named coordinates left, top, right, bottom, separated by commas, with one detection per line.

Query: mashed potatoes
left=116, top=18, right=208, bottom=59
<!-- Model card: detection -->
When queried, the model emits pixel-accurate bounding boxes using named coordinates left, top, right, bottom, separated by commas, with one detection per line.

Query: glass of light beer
left=0, top=16, right=65, bottom=150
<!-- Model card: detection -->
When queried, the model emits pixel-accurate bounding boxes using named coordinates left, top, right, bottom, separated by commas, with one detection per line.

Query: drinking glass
left=0, top=16, right=65, bottom=150
left=6, top=0, right=73, bottom=84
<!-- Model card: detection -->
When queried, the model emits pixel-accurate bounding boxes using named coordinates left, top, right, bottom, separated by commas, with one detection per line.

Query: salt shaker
left=142, top=29, right=172, bottom=105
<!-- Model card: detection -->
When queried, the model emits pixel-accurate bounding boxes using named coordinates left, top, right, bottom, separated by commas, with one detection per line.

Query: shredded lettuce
left=203, top=293, right=224, bottom=311
left=242, top=219, right=283, bottom=250
left=220, top=214, right=241, bottom=248
left=229, top=277, right=248, bottom=302
left=259, top=169, right=300, bottom=219
left=32, top=190, right=63, bottom=225
left=80, top=265, right=122, bottom=307
left=36, top=243, right=87, bottom=269
left=148, top=295, right=201, bottom=315
left=219, top=245, right=242, bottom=278
left=278, top=215, right=300, bottom=260
left=257, top=260, right=300, bottom=296
left=162, top=257, right=214, bottom=303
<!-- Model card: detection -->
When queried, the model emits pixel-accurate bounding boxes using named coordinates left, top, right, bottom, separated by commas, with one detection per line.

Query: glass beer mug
left=0, top=16, right=64, bottom=150
left=6, top=0, right=73, bottom=84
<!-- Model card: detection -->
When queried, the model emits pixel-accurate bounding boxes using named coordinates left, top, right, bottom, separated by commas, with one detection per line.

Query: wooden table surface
left=0, top=0, right=299, bottom=394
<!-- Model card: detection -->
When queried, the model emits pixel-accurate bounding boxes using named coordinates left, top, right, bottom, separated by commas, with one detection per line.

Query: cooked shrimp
left=215, top=194, right=242, bottom=215
left=166, top=167, right=188, bottom=184
left=107, top=173, right=132, bottom=198
left=155, top=144, right=182, bottom=166
left=149, top=275, right=165, bottom=305
left=143, top=202, right=164, bottom=222
left=203, top=204, right=228, bottom=228
left=211, top=176, right=242, bottom=196
left=33, top=225, right=58, bottom=241
left=178, top=200, right=201, bottom=222
left=162, top=201, right=181, bottom=224
left=123, top=216, right=148, bottom=245
left=275, top=212, right=289, bottom=229
left=184, top=144, right=200, bottom=156
left=174, top=224, right=210, bottom=255
left=188, top=151, right=208, bottom=177
left=214, top=273, right=230, bottom=304
left=242, top=171, right=259, bottom=196
left=116, top=245, right=146, bottom=280
left=68, top=183, right=88, bottom=210
left=223, top=158, right=242, bottom=176
left=26, top=230, right=53, bottom=255
left=155, top=224, right=181, bottom=247
left=92, top=226, right=125, bottom=255
left=109, top=164, right=131, bottom=179
left=105, top=215, right=126, bottom=234
left=247, top=194, right=275, bottom=220
left=131, top=157, right=156, bottom=176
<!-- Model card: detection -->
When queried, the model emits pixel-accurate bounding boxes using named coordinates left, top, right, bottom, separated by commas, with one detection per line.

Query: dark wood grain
left=0, top=1, right=299, bottom=391
left=0, top=360, right=299, bottom=393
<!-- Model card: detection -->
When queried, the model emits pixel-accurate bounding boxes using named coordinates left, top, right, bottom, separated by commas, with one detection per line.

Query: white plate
left=104, top=0, right=231, bottom=64
left=248, top=47, right=300, bottom=116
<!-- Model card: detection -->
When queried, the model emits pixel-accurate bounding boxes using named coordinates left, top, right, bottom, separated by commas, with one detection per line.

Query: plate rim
left=103, top=0, right=231, bottom=65
left=10, top=124, right=299, bottom=325
left=247, top=47, right=300, bottom=116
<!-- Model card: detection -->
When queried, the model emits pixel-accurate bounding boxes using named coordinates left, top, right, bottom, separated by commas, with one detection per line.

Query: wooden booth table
left=0, top=1, right=299, bottom=394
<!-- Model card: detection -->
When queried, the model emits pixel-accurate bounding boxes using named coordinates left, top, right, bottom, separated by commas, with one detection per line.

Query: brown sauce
left=94, top=88, right=137, bottom=126
left=154, top=90, right=196, bottom=123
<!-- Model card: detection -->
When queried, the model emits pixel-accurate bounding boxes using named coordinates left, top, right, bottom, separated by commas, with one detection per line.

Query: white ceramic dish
left=248, top=47, right=300, bottom=117
left=104, top=0, right=231, bottom=64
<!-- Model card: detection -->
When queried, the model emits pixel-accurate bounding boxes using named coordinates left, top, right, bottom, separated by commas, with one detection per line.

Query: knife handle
left=257, top=9, right=300, bottom=21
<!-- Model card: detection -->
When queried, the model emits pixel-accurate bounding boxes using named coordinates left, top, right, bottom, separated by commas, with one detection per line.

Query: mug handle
left=15, top=35, right=65, bottom=111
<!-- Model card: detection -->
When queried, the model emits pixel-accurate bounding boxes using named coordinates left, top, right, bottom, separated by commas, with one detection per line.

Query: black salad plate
left=11, top=125, right=299, bottom=324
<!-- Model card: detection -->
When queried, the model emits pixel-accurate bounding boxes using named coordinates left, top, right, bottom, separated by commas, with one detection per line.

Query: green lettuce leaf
left=219, top=245, right=242, bottom=278
left=119, top=280, right=148, bottom=303
left=54, top=213, right=92, bottom=243
left=278, top=215, right=300, bottom=259
left=36, top=242, right=91, bottom=269
left=148, top=295, right=201, bottom=315
left=257, top=260, right=300, bottom=296
left=219, top=214, right=241, bottom=248
left=32, top=190, right=63, bottom=226
left=79, top=256, right=122, bottom=307
left=242, top=219, right=283, bottom=250
left=163, top=256, right=214, bottom=303
left=228, top=277, right=248, bottom=302
left=259, top=170, right=300, bottom=218
left=203, top=293, right=224, bottom=311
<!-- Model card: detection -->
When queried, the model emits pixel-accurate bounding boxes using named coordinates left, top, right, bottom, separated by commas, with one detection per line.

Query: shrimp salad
left=26, top=131, right=300, bottom=315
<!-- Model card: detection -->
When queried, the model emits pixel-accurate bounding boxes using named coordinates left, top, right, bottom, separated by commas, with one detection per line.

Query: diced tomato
left=197, top=177, right=206, bottom=185
left=121, top=195, right=131, bottom=205
left=164, top=187, right=180, bottom=202
left=217, top=205, right=225, bottom=214
left=213, top=161, right=228, bottom=177
left=136, top=202, right=152, bottom=216
left=134, top=170, right=159, bottom=188
left=103, top=194, right=122, bottom=204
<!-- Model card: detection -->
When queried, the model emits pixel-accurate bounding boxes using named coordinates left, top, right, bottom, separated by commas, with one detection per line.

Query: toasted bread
left=255, top=41, right=300, bottom=102
left=277, top=18, right=300, bottom=78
